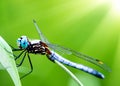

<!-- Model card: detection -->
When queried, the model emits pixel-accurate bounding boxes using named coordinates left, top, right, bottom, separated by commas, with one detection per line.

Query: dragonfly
left=11, top=20, right=110, bottom=79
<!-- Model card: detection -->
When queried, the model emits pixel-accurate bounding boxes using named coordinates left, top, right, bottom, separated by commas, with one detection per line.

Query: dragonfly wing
left=32, top=20, right=111, bottom=72
left=47, top=43, right=111, bottom=72
left=47, top=43, right=72, bottom=55
left=33, top=20, right=50, bottom=44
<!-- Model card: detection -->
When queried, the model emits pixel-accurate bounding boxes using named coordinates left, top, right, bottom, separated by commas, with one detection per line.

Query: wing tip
left=33, top=19, right=36, bottom=23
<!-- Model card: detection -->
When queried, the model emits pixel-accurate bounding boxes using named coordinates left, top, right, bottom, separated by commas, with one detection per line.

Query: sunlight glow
left=111, top=0, right=120, bottom=12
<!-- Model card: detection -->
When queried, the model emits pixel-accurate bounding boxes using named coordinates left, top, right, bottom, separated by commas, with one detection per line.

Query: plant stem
left=55, top=60, right=83, bottom=86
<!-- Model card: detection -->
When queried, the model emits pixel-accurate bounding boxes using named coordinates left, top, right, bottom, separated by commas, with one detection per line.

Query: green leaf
left=0, top=36, right=21, bottom=86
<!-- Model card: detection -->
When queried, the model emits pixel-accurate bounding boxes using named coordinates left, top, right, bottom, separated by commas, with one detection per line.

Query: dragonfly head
left=17, top=36, right=29, bottom=49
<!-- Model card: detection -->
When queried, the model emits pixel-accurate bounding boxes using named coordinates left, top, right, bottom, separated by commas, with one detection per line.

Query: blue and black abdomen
left=48, top=51, right=104, bottom=79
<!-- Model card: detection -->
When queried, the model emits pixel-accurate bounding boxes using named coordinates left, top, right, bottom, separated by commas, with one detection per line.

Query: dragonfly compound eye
left=17, top=36, right=29, bottom=49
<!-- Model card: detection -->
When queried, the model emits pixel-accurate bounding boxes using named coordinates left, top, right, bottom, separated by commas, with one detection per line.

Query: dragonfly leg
left=20, top=53, right=33, bottom=79
left=9, top=45, right=22, bottom=51
left=3, top=45, right=24, bottom=61
left=5, top=45, right=26, bottom=60
left=16, top=52, right=27, bottom=67
left=15, top=50, right=26, bottom=60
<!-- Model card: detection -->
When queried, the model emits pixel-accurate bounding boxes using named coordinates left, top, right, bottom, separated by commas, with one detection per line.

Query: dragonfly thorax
left=27, top=40, right=46, bottom=55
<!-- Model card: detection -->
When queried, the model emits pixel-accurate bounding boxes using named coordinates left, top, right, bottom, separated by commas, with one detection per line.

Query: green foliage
left=0, top=0, right=119, bottom=86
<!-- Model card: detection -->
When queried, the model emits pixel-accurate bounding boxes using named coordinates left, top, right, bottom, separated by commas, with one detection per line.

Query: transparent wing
left=32, top=20, right=111, bottom=72
left=33, top=19, right=50, bottom=44
left=47, top=43, right=111, bottom=72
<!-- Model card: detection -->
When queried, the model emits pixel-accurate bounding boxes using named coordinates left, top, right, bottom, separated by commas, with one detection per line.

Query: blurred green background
left=0, top=0, right=120, bottom=86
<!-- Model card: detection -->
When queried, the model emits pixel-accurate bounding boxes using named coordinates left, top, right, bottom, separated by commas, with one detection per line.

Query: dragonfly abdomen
left=49, top=51, right=104, bottom=79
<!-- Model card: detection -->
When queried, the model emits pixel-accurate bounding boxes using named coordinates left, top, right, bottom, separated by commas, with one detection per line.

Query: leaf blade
left=0, top=36, right=21, bottom=86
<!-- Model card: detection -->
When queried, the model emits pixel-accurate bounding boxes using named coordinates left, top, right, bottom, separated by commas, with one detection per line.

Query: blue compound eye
left=17, top=36, right=29, bottom=49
